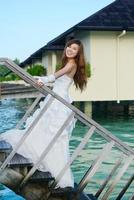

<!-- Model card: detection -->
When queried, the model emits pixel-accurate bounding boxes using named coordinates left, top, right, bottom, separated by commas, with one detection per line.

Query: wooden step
left=50, top=188, right=96, bottom=200
left=50, top=183, right=97, bottom=200
left=0, top=140, right=12, bottom=152
left=51, top=189, right=97, bottom=200
left=29, top=170, right=54, bottom=183
left=0, top=141, right=32, bottom=167
left=0, top=140, right=12, bottom=162
left=50, top=186, right=75, bottom=198
left=8, top=153, right=33, bottom=167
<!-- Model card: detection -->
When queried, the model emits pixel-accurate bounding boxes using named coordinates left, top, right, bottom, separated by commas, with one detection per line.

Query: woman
left=0, top=39, right=87, bottom=189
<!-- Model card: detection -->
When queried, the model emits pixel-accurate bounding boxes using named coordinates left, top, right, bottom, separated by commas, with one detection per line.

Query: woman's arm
left=54, top=62, right=75, bottom=79
left=35, top=62, right=75, bottom=86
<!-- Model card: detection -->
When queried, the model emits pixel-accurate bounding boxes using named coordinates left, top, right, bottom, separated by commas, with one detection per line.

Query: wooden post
left=84, top=101, right=92, bottom=118
left=0, top=162, right=23, bottom=189
left=52, top=52, right=57, bottom=73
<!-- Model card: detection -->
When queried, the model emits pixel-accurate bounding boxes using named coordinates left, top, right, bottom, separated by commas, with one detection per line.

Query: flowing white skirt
left=0, top=93, right=76, bottom=188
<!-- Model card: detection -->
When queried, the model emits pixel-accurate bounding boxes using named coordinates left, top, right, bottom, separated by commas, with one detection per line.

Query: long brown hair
left=61, top=39, right=87, bottom=92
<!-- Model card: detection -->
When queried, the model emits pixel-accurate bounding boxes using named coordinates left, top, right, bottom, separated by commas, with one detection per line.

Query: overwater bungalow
left=20, top=0, right=134, bottom=118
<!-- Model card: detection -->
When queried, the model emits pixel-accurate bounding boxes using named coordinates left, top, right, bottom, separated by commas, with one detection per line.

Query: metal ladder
left=0, top=58, right=134, bottom=200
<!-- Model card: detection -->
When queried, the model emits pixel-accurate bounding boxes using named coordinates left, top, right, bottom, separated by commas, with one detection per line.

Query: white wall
left=42, top=51, right=52, bottom=74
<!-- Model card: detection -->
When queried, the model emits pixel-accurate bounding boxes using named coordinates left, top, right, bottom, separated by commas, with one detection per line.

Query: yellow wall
left=117, top=32, right=134, bottom=100
left=70, top=31, right=134, bottom=101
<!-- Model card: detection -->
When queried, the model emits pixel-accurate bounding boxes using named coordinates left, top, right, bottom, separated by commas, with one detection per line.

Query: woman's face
left=65, top=43, right=80, bottom=59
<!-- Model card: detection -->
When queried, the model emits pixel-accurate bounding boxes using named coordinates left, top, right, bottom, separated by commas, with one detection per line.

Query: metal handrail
left=0, top=58, right=134, bottom=156
left=0, top=58, right=134, bottom=199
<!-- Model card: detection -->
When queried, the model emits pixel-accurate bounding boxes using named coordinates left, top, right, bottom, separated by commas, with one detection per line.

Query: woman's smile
left=66, top=43, right=79, bottom=58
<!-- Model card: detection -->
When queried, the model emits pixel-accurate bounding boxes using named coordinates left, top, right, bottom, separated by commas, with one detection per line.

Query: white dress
left=0, top=74, right=76, bottom=188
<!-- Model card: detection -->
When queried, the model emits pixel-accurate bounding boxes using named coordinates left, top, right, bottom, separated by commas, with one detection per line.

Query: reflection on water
left=0, top=99, right=134, bottom=200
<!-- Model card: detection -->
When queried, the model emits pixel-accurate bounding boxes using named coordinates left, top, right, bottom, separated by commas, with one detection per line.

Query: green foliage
left=5, top=73, right=21, bottom=81
left=13, top=58, right=20, bottom=65
left=55, top=63, right=62, bottom=71
left=0, top=76, right=5, bottom=82
left=0, top=65, right=11, bottom=82
left=0, top=66, right=21, bottom=82
left=0, top=65, right=10, bottom=75
left=0, top=62, right=46, bottom=82
left=27, top=64, right=46, bottom=76
left=0, top=57, right=21, bottom=82
left=86, top=62, right=91, bottom=77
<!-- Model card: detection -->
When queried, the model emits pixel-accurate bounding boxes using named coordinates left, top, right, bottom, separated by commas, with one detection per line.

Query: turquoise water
left=0, top=184, right=24, bottom=200
left=71, top=119, right=134, bottom=199
left=0, top=99, right=134, bottom=199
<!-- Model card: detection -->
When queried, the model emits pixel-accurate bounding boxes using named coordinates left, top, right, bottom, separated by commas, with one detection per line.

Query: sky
left=0, top=0, right=114, bottom=62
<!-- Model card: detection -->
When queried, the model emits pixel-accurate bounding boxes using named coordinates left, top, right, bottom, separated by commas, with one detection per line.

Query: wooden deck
left=0, top=83, right=41, bottom=99
left=0, top=82, right=52, bottom=99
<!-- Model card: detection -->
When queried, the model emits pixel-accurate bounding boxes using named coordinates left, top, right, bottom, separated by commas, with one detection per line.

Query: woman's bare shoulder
left=66, top=60, right=77, bottom=70
left=66, top=61, right=77, bottom=78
